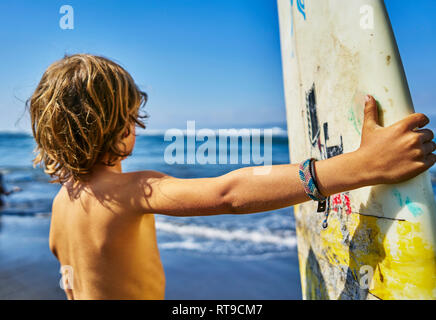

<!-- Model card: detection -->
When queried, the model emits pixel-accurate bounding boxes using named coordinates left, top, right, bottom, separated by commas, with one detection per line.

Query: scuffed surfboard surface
left=277, top=0, right=436, bottom=299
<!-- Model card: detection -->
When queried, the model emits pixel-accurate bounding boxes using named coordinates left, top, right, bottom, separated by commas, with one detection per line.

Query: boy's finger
left=403, top=113, right=430, bottom=131
left=424, top=153, right=436, bottom=169
left=423, top=141, right=436, bottom=155
left=415, top=129, right=435, bottom=143
left=363, top=95, right=379, bottom=128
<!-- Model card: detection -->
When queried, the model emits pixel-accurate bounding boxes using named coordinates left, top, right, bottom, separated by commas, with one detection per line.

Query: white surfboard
left=277, top=0, right=436, bottom=299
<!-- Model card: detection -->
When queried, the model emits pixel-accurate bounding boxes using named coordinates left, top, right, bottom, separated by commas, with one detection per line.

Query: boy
left=28, top=54, right=435, bottom=299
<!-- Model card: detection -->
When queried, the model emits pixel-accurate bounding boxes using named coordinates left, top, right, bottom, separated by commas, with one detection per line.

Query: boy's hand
left=357, top=95, right=436, bottom=185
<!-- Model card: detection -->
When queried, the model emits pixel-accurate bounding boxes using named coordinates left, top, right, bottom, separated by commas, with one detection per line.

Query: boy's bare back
left=50, top=169, right=165, bottom=300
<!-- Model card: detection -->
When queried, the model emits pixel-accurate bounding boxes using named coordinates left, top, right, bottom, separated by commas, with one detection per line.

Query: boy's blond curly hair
left=28, top=54, right=148, bottom=183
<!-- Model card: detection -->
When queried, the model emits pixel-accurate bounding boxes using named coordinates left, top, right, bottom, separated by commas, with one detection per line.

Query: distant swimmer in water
left=0, top=172, right=21, bottom=207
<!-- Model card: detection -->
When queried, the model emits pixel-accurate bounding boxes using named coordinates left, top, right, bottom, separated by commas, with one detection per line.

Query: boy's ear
left=122, top=129, right=130, bottom=139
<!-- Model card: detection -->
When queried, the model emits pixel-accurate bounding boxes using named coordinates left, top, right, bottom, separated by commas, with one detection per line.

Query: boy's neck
left=93, top=161, right=122, bottom=174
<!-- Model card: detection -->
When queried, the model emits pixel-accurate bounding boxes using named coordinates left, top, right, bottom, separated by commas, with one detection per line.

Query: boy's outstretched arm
left=134, top=96, right=435, bottom=217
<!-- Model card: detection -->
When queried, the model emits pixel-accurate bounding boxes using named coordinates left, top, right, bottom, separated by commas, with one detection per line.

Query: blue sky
left=0, top=0, right=434, bottom=132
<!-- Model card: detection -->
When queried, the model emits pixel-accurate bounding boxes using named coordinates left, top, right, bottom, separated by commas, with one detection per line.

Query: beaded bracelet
left=298, top=158, right=327, bottom=202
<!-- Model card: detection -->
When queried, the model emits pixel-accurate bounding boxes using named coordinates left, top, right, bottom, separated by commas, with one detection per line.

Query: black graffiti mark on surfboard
left=306, top=84, right=320, bottom=146
left=326, top=137, right=344, bottom=159
left=306, top=84, right=351, bottom=215
left=305, top=84, right=343, bottom=159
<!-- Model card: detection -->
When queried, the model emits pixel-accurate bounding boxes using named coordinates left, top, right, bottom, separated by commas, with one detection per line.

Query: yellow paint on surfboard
left=294, top=204, right=436, bottom=300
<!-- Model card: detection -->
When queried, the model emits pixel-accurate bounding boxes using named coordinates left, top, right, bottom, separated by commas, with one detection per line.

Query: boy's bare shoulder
left=92, top=170, right=174, bottom=213
left=119, top=170, right=172, bottom=193
left=50, top=170, right=173, bottom=219
left=51, top=185, right=68, bottom=214
left=126, top=170, right=171, bottom=182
